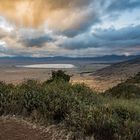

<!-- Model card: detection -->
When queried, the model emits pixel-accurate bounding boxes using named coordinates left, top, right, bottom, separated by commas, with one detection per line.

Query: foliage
left=104, top=72, right=140, bottom=99
left=104, top=83, right=140, bottom=99
left=0, top=71, right=140, bottom=140
left=45, top=70, right=71, bottom=84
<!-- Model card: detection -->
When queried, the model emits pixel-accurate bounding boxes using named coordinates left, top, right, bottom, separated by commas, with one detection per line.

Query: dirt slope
left=0, top=116, right=74, bottom=140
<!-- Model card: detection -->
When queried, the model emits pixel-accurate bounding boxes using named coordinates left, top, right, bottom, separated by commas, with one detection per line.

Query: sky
left=0, top=0, right=140, bottom=57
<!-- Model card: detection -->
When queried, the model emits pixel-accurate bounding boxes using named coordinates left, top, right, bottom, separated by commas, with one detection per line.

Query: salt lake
left=17, top=64, right=76, bottom=69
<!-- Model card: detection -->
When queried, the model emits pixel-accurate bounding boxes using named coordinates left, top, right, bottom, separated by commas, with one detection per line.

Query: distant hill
left=94, top=56, right=140, bottom=81
left=0, top=55, right=139, bottom=65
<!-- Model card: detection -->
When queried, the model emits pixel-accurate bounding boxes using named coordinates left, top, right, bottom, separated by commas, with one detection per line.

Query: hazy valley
left=0, top=56, right=140, bottom=92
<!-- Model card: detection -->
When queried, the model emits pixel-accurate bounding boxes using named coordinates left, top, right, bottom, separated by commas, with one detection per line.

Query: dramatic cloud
left=0, top=0, right=96, bottom=35
left=0, top=0, right=140, bottom=57
left=59, top=25, right=140, bottom=56
left=20, top=34, right=54, bottom=47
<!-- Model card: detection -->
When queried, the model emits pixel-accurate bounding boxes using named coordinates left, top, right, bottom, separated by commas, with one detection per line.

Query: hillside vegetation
left=104, top=72, right=140, bottom=99
left=0, top=70, right=140, bottom=140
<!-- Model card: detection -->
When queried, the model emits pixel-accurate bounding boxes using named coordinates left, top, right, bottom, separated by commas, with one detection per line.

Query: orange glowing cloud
left=0, top=0, right=94, bottom=31
left=0, top=0, right=49, bottom=27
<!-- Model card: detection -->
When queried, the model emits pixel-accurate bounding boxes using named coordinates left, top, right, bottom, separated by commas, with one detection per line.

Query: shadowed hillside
left=94, top=57, right=140, bottom=80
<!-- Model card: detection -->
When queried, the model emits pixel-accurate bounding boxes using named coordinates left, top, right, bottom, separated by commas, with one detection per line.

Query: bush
left=104, top=83, right=140, bottom=99
left=0, top=71, right=140, bottom=139
left=45, top=70, right=71, bottom=84
left=17, top=80, right=44, bottom=116
left=0, top=82, right=16, bottom=115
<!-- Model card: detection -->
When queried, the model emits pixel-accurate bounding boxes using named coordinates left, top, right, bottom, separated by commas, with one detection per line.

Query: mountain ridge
left=0, top=55, right=139, bottom=64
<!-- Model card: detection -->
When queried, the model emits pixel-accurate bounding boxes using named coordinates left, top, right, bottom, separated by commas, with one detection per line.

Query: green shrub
left=0, top=82, right=16, bottom=115
left=104, top=83, right=140, bottom=99
left=45, top=70, right=71, bottom=84
left=0, top=71, right=140, bottom=139
left=17, top=80, right=43, bottom=116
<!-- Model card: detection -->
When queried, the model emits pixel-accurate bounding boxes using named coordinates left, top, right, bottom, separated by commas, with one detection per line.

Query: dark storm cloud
left=21, top=35, right=54, bottom=47
left=61, top=25, right=140, bottom=50
left=61, top=17, right=100, bottom=37
left=94, top=25, right=140, bottom=41
left=57, top=0, right=140, bottom=37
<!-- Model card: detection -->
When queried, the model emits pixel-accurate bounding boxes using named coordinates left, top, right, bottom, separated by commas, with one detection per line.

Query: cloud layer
left=0, top=0, right=140, bottom=57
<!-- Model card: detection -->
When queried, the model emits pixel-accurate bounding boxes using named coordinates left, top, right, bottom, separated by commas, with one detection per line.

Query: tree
left=46, top=70, right=71, bottom=83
